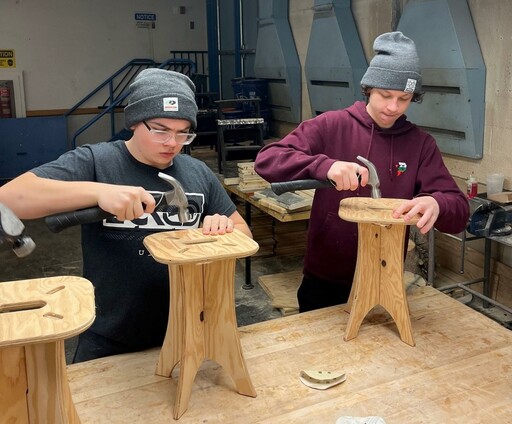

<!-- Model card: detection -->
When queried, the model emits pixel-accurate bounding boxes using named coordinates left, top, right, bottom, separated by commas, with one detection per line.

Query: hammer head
left=157, top=173, right=191, bottom=223
left=0, top=203, right=36, bottom=257
left=356, top=155, right=381, bottom=198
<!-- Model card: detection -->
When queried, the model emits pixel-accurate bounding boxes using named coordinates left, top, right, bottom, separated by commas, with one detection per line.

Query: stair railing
left=67, top=58, right=196, bottom=149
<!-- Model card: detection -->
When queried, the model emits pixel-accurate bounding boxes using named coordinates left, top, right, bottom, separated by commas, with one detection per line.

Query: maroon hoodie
left=255, top=101, right=469, bottom=284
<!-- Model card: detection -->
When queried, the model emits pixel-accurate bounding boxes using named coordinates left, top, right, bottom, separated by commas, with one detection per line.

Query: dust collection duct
left=398, top=0, right=486, bottom=159
left=305, top=0, right=367, bottom=116
left=254, top=0, right=301, bottom=123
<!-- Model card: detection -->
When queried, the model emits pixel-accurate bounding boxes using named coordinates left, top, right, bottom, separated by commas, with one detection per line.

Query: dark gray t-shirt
left=32, top=140, right=236, bottom=349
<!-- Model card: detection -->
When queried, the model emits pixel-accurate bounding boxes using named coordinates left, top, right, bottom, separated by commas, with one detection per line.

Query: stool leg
left=344, top=223, right=415, bottom=346
left=175, top=263, right=207, bottom=419
left=203, top=260, right=256, bottom=397
left=344, top=223, right=382, bottom=341
left=25, top=341, right=81, bottom=424
left=379, top=225, right=415, bottom=346
left=0, top=346, right=30, bottom=422
left=156, top=257, right=256, bottom=419
left=156, top=265, right=184, bottom=378
left=166, top=263, right=206, bottom=420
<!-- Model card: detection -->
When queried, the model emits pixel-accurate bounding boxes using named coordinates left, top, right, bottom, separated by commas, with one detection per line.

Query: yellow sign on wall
left=0, top=50, right=16, bottom=68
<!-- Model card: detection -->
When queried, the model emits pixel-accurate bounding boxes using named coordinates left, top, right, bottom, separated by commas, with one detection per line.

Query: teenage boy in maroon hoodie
left=254, top=31, right=469, bottom=312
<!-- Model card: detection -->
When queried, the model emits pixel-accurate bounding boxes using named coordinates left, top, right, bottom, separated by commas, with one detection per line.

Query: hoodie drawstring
left=389, top=135, right=395, bottom=181
left=365, top=124, right=374, bottom=159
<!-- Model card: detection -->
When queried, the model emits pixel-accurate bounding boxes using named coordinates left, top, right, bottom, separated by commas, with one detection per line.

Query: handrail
left=69, top=58, right=196, bottom=149
left=64, top=59, right=156, bottom=118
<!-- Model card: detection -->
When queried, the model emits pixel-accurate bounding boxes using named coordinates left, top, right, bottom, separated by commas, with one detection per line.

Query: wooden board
left=0, top=276, right=95, bottom=346
left=258, top=270, right=302, bottom=315
left=339, top=198, right=421, bottom=225
left=143, top=228, right=259, bottom=264
left=223, top=177, right=240, bottom=186
left=253, top=188, right=313, bottom=211
left=68, top=286, right=512, bottom=423
left=487, top=191, right=512, bottom=204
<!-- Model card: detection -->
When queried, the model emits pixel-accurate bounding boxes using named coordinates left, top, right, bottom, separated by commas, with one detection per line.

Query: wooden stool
left=0, top=276, right=95, bottom=423
left=338, top=198, right=420, bottom=346
left=143, top=229, right=259, bottom=419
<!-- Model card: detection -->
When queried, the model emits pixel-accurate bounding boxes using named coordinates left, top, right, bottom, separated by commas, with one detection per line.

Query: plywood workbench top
left=67, top=286, right=512, bottom=423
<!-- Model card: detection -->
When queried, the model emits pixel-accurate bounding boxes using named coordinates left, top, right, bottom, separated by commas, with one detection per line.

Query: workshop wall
left=287, top=0, right=510, bottom=193
left=0, top=0, right=207, bottom=112
left=287, top=1, right=512, bottom=288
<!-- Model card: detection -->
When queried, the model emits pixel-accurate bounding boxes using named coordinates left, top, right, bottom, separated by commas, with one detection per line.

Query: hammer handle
left=45, top=207, right=112, bottom=233
left=45, top=193, right=162, bottom=233
left=271, top=179, right=334, bottom=196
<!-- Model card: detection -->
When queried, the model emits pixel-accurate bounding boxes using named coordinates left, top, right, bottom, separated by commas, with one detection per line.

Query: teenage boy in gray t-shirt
left=0, top=69, right=252, bottom=362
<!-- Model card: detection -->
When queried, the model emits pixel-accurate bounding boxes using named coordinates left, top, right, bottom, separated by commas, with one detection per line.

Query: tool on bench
left=468, top=195, right=512, bottom=237
left=0, top=202, right=36, bottom=257
left=45, top=173, right=191, bottom=233
left=270, top=155, right=382, bottom=198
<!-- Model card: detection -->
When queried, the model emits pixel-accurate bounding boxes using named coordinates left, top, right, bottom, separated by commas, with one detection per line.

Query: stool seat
left=144, top=228, right=259, bottom=419
left=339, top=197, right=420, bottom=346
left=0, top=276, right=95, bottom=423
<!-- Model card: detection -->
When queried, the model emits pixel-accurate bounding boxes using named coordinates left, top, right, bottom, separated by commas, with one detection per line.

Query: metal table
left=428, top=195, right=512, bottom=316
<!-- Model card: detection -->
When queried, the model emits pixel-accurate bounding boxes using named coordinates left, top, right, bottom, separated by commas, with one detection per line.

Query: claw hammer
left=270, top=155, right=382, bottom=198
left=45, top=173, right=191, bottom=233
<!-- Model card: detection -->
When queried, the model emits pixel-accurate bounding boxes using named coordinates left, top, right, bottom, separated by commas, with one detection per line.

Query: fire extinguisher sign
left=0, top=50, right=16, bottom=68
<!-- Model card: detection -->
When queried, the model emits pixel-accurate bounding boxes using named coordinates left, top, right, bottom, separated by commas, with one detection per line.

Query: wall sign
left=135, top=12, right=156, bottom=29
left=0, top=50, right=16, bottom=68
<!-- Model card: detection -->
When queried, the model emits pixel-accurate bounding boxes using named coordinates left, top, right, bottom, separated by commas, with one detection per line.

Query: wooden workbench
left=68, top=285, right=512, bottom=423
left=223, top=182, right=310, bottom=288
left=223, top=183, right=311, bottom=222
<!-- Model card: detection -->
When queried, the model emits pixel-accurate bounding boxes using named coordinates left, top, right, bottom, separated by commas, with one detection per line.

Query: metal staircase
left=66, top=58, right=196, bottom=148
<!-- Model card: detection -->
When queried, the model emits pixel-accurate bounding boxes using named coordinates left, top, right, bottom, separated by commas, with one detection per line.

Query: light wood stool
left=339, top=198, right=421, bottom=346
left=0, top=276, right=95, bottom=423
left=144, top=228, right=259, bottom=419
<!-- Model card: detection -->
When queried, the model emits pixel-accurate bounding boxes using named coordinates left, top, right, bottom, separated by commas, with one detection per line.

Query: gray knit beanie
left=125, top=68, right=198, bottom=129
left=360, top=31, right=422, bottom=93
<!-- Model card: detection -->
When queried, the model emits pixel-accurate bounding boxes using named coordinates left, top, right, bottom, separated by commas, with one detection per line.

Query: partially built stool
left=0, top=276, right=95, bottom=423
left=338, top=198, right=421, bottom=346
left=143, top=228, right=259, bottom=419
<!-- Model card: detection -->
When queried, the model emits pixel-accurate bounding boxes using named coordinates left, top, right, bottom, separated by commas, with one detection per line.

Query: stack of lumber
left=253, top=188, right=313, bottom=213
left=274, top=220, right=308, bottom=256
left=232, top=195, right=308, bottom=257
left=233, top=199, right=274, bottom=257
left=237, top=162, right=269, bottom=192
left=258, top=269, right=302, bottom=316
left=250, top=208, right=275, bottom=257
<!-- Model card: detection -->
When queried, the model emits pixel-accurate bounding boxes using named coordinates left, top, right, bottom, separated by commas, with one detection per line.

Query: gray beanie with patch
left=125, top=68, right=198, bottom=129
left=361, top=31, right=422, bottom=93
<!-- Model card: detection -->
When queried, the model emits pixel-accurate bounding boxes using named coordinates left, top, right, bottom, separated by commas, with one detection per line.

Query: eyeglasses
left=142, top=121, right=197, bottom=145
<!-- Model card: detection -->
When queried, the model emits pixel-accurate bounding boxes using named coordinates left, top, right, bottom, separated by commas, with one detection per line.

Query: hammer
left=0, top=202, right=36, bottom=257
left=45, top=173, right=191, bottom=233
left=270, top=155, right=382, bottom=198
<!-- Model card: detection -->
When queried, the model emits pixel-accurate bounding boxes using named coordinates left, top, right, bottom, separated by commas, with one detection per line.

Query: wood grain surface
left=0, top=276, right=95, bottom=346
left=339, top=197, right=421, bottom=225
left=0, top=276, right=95, bottom=424
left=143, top=228, right=259, bottom=264
left=67, top=286, right=512, bottom=423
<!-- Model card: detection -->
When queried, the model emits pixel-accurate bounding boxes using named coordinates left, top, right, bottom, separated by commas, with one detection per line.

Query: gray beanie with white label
left=360, top=31, right=422, bottom=93
left=124, top=68, right=198, bottom=129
